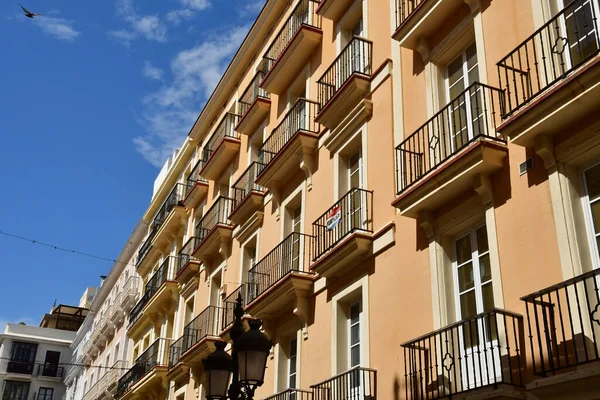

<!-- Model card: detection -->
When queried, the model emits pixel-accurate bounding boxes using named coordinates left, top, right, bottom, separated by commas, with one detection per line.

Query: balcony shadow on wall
left=526, top=148, right=549, bottom=188
left=323, top=257, right=375, bottom=302
left=412, top=49, right=425, bottom=76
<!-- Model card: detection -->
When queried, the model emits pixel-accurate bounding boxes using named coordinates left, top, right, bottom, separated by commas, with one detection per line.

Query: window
left=288, top=338, right=298, bottom=389
left=445, top=43, right=482, bottom=151
left=349, top=301, right=361, bottom=368
left=42, top=350, right=61, bottom=377
left=105, top=354, right=111, bottom=374
left=8, top=341, right=37, bottom=374
left=552, top=0, right=600, bottom=66
left=583, top=163, right=600, bottom=267
left=2, top=381, right=30, bottom=400
left=114, top=343, right=120, bottom=364
left=38, top=388, right=53, bottom=400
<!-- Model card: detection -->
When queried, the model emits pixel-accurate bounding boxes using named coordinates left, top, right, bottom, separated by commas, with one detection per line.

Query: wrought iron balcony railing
left=394, top=0, right=426, bottom=30
left=200, top=113, right=240, bottom=163
left=317, top=37, right=373, bottom=108
left=311, top=367, right=377, bottom=400
left=247, top=232, right=313, bottom=304
left=263, top=388, right=313, bottom=400
left=221, top=285, right=246, bottom=332
left=116, top=338, right=171, bottom=398
left=497, top=0, right=600, bottom=116
left=194, top=197, right=236, bottom=242
left=169, top=306, right=222, bottom=368
left=6, top=360, right=35, bottom=375
left=178, top=236, right=201, bottom=274
left=231, top=162, right=266, bottom=208
left=128, top=257, right=176, bottom=328
left=153, top=183, right=189, bottom=227
left=522, top=268, right=600, bottom=377
left=395, top=82, right=504, bottom=194
left=186, top=158, right=208, bottom=196
left=401, top=308, right=525, bottom=399
left=36, top=362, right=64, bottom=378
left=262, top=0, right=321, bottom=74
left=239, top=70, right=270, bottom=119
left=258, top=99, right=321, bottom=172
left=136, top=228, right=157, bottom=267
left=312, top=187, right=373, bottom=261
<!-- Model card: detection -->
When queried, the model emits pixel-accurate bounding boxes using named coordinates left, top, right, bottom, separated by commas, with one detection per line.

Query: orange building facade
left=114, top=0, right=600, bottom=399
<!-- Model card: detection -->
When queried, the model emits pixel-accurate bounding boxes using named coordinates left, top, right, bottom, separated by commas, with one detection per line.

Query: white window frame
left=582, top=161, right=600, bottom=269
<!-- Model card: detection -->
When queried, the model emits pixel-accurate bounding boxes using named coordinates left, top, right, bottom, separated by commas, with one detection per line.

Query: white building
left=63, top=315, right=93, bottom=400
left=0, top=323, right=75, bottom=400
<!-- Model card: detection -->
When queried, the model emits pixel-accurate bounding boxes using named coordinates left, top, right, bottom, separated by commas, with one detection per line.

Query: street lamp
left=202, top=293, right=272, bottom=400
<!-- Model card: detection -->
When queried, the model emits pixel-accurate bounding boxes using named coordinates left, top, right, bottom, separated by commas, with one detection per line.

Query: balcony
left=175, top=237, right=202, bottom=285
left=99, top=313, right=115, bottom=340
left=311, top=367, right=377, bottom=399
left=199, top=113, right=241, bottom=181
left=92, top=318, right=107, bottom=350
left=121, top=276, right=140, bottom=314
left=316, top=37, right=372, bottom=130
left=315, top=0, right=353, bottom=20
left=311, top=188, right=373, bottom=279
left=521, top=268, right=600, bottom=398
left=230, top=162, right=266, bottom=226
left=183, top=158, right=209, bottom=210
left=260, top=0, right=322, bottom=94
left=392, top=0, right=467, bottom=49
left=192, top=197, right=236, bottom=265
left=220, top=285, right=247, bottom=338
left=116, top=338, right=171, bottom=400
left=169, top=306, right=222, bottom=374
left=36, top=362, right=64, bottom=379
left=237, top=70, right=271, bottom=135
left=393, top=83, right=507, bottom=218
left=256, top=99, right=321, bottom=192
left=83, top=360, right=128, bottom=400
left=264, top=389, right=313, bottom=400
left=110, top=294, right=124, bottom=328
left=151, top=183, right=189, bottom=251
left=401, top=309, right=525, bottom=400
left=128, top=257, right=177, bottom=338
left=6, top=361, right=35, bottom=375
left=245, top=233, right=315, bottom=320
left=497, top=0, right=600, bottom=148
left=135, top=228, right=159, bottom=277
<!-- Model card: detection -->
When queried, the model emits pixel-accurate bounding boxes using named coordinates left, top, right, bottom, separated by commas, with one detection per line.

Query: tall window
left=453, top=225, right=495, bottom=347
left=552, top=0, right=600, bottom=66
left=114, top=343, right=120, bottom=364
left=2, top=381, right=30, bottom=400
left=38, top=388, right=53, bottom=400
left=8, top=341, right=37, bottom=374
left=288, top=338, right=298, bottom=389
left=349, top=301, right=361, bottom=368
left=446, top=43, right=482, bottom=150
left=584, top=163, right=600, bottom=267
left=291, top=206, right=302, bottom=271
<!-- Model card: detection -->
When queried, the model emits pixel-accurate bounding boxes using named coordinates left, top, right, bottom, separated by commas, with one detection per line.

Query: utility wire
left=0, top=230, right=137, bottom=267
left=0, top=357, right=130, bottom=370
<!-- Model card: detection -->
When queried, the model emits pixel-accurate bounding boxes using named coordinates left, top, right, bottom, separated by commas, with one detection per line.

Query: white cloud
left=166, top=0, right=210, bottom=25
left=180, top=0, right=210, bottom=11
left=142, top=61, right=164, bottom=80
left=109, top=0, right=167, bottom=44
left=133, top=25, right=250, bottom=167
left=34, top=15, right=80, bottom=41
left=237, top=0, right=265, bottom=17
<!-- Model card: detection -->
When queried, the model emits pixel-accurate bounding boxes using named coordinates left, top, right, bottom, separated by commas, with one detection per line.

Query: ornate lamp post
left=202, top=293, right=272, bottom=400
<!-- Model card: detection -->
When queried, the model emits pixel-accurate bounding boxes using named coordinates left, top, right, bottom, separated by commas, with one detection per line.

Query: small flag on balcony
left=326, top=205, right=342, bottom=231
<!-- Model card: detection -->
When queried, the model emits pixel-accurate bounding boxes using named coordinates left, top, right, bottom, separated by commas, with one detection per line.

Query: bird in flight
left=20, top=4, right=45, bottom=18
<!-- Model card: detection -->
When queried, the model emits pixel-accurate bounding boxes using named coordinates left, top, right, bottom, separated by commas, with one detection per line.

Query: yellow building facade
left=114, top=0, right=600, bottom=399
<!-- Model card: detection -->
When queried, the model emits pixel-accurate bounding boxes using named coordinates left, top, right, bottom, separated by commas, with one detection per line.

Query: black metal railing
left=221, top=285, right=246, bottom=332
left=186, top=158, right=208, bottom=197
left=200, top=113, right=240, bottom=163
left=231, top=162, right=266, bottom=209
left=116, top=338, right=170, bottom=398
left=258, top=99, right=321, bottom=172
left=239, top=70, right=270, bottom=119
left=194, top=197, right=236, bottom=243
left=168, top=336, right=184, bottom=369
left=182, top=306, right=222, bottom=354
left=497, top=0, right=600, bottom=116
left=262, top=0, right=321, bottom=75
left=394, top=0, right=427, bottom=30
left=128, top=257, right=176, bottom=328
left=264, top=388, right=313, bottom=400
left=247, top=232, right=313, bottom=304
left=36, top=362, right=64, bottom=378
left=402, top=308, right=525, bottom=399
left=311, top=367, right=377, bottom=400
left=136, top=228, right=157, bottom=267
left=317, top=37, right=373, bottom=108
left=312, top=188, right=373, bottom=261
left=395, top=82, right=504, bottom=194
left=522, top=268, right=600, bottom=377
left=153, top=183, right=189, bottom=227
left=6, top=361, right=35, bottom=375
left=177, top=236, right=201, bottom=275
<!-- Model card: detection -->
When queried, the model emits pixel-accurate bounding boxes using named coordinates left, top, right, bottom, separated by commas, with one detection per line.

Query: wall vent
left=519, top=157, right=534, bottom=176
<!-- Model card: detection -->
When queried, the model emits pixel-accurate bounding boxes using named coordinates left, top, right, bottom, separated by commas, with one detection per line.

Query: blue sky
left=0, top=0, right=263, bottom=331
